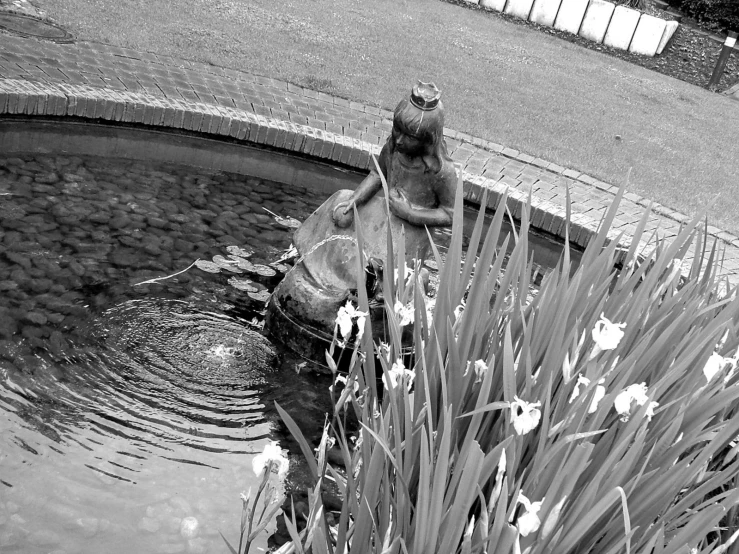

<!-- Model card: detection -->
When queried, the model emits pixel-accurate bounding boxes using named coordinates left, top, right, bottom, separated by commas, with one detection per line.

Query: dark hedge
left=666, top=0, right=739, bottom=32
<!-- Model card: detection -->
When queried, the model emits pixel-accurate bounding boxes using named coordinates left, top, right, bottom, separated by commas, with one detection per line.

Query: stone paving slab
left=1, top=32, right=738, bottom=284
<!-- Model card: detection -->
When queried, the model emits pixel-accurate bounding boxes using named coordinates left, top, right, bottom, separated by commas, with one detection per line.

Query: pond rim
left=0, top=75, right=613, bottom=251
left=0, top=116, right=583, bottom=266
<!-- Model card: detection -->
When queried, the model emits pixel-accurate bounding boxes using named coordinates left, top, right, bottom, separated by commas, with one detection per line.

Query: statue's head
left=389, top=81, right=451, bottom=173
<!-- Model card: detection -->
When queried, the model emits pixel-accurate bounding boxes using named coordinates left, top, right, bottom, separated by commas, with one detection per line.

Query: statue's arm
left=351, top=145, right=389, bottom=207
left=389, top=166, right=456, bottom=227
left=334, top=146, right=388, bottom=219
left=332, top=150, right=387, bottom=227
left=349, top=170, right=384, bottom=208
left=393, top=201, right=453, bottom=227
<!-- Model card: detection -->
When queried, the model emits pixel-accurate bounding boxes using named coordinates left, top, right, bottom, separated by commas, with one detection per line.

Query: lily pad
left=252, top=264, right=277, bottom=277
left=263, top=207, right=301, bottom=229
left=227, top=277, right=258, bottom=292
left=226, top=245, right=253, bottom=258
left=194, top=260, right=222, bottom=273
left=248, top=290, right=271, bottom=303
left=274, top=216, right=301, bottom=229
left=231, top=257, right=256, bottom=272
left=211, top=255, right=244, bottom=273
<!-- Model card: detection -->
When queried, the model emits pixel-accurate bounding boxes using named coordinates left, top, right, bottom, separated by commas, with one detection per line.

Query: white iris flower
left=703, top=352, right=731, bottom=382
left=252, top=441, right=289, bottom=479
left=335, top=301, right=368, bottom=342
left=516, top=492, right=544, bottom=537
left=614, top=383, right=659, bottom=422
left=590, top=313, right=626, bottom=359
left=510, top=396, right=542, bottom=436
left=382, top=359, right=415, bottom=391
left=394, top=301, right=414, bottom=327
left=569, top=375, right=606, bottom=414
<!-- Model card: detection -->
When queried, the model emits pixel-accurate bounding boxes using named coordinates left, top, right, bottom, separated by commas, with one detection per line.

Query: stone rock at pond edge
left=0, top=281, right=19, bottom=291
left=174, top=239, right=195, bottom=253
left=29, top=279, right=53, bottom=293
left=4, top=252, right=31, bottom=269
left=109, top=249, right=141, bottom=267
left=24, top=312, right=48, bottom=325
left=109, top=216, right=131, bottom=230
left=0, top=315, right=18, bottom=337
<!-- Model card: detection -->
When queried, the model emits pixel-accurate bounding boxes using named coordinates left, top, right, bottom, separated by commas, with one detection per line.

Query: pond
left=0, top=152, right=338, bottom=553
left=0, top=121, right=577, bottom=554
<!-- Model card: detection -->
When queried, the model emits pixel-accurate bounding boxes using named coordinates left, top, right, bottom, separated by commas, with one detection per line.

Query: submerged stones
left=0, top=153, right=336, bottom=554
left=0, top=153, right=322, bottom=376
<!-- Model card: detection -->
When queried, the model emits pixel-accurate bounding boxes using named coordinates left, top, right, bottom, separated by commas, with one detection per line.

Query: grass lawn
left=34, top=0, right=739, bottom=234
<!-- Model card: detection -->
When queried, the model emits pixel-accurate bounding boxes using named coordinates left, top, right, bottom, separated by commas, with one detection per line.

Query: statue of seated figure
left=266, top=81, right=458, bottom=365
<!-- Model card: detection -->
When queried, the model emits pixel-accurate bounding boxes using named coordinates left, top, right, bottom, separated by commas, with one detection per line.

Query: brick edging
left=0, top=77, right=718, bottom=258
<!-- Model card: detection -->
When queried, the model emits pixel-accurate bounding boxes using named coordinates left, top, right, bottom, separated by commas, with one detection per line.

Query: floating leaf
left=194, top=260, right=222, bottom=273
left=227, top=277, right=257, bottom=292
left=252, top=264, right=277, bottom=277
left=263, top=207, right=301, bottom=229
left=226, top=245, right=253, bottom=258
left=276, top=217, right=301, bottom=229
left=230, top=257, right=256, bottom=272
left=248, top=290, right=271, bottom=303
left=212, top=255, right=244, bottom=273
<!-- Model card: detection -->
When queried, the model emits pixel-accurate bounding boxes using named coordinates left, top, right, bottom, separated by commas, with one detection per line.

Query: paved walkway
left=2, top=32, right=739, bottom=283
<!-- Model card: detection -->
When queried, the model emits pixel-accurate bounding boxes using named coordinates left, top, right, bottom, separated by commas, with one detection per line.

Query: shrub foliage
left=668, top=0, right=739, bottom=31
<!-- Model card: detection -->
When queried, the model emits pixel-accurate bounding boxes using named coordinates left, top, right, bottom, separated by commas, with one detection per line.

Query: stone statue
left=266, top=81, right=458, bottom=367
left=332, top=81, right=456, bottom=233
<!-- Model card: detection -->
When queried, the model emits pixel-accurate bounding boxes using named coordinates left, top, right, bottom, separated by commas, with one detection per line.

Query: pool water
left=0, top=148, right=567, bottom=554
left=0, top=153, right=335, bottom=554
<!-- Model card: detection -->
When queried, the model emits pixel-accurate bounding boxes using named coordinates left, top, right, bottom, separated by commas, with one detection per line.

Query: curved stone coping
left=0, top=78, right=625, bottom=249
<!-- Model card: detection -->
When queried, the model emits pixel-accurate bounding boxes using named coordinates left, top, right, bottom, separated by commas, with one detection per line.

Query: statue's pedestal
left=265, top=263, right=386, bottom=373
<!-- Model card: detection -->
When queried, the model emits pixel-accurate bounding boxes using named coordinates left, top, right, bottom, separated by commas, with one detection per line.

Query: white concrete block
left=554, top=0, right=590, bottom=34
left=603, top=5, right=641, bottom=50
left=505, top=0, right=536, bottom=19
left=656, top=20, right=679, bottom=54
left=481, top=0, right=508, bottom=11
left=629, top=14, right=667, bottom=55
left=530, top=0, right=564, bottom=26
left=579, top=0, right=615, bottom=43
